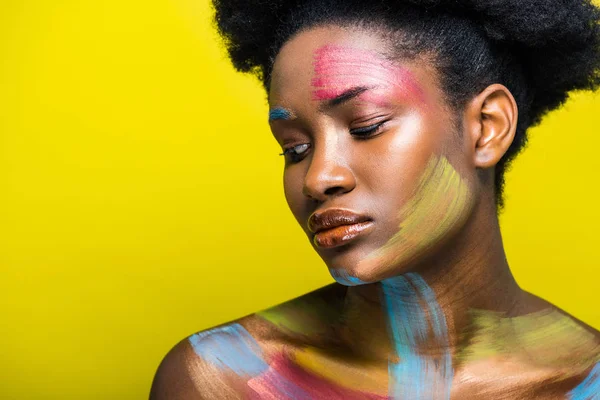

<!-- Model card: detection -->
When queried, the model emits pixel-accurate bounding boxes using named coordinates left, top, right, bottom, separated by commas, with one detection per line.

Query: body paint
left=256, top=296, right=340, bottom=338
left=382, top=273, right=453, bottom=399
left=188, top=323, right=268, bottom=378
left=248, top=352, right=389, bottom=399
left=568, top=362, right=600, bottom=400
left=292, top=346, right=389, bottom=394
left=311, top=44, right=427, bottom=107
left=457, top=308, right=600, bottom=371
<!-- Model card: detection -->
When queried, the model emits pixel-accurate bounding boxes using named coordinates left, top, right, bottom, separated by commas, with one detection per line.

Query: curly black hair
left=211, top=0, right=600, bottom=210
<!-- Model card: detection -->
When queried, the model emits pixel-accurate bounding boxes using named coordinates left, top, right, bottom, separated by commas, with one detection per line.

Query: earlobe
left=469, top=84, right=518, bottom=169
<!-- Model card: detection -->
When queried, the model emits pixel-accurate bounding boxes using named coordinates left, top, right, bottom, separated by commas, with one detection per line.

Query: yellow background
left=1, top=1, right=599, bottom=399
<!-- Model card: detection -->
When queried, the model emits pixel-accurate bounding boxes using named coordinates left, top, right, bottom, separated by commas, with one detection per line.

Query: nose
left=302, top=140, right=356, bottom=202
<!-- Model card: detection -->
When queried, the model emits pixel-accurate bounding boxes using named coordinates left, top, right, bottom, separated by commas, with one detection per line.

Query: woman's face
left=268, top=25, right=478, bottom=284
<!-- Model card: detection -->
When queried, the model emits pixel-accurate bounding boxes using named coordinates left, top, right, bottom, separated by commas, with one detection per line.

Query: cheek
left=283, top=169, right=307, bottom=226
left=356, top=113, right=441, bottom=198
left=355, top=154, right=474, bottom=279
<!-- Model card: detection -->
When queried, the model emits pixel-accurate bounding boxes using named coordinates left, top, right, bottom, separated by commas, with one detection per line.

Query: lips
left=308, top=209, right=374, bottom=248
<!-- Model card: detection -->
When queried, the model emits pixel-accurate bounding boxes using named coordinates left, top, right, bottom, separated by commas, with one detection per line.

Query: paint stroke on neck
left=382, top=272, right=453, bottom=399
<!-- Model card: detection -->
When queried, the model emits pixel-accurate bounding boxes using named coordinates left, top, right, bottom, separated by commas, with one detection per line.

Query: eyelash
left=279, top=121, right=386, bottom=163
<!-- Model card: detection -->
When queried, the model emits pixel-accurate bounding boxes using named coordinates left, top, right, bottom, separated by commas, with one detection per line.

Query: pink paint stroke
left=311, top=44, right=427, bottom=107
left=247, top=352, right=390, bottom=399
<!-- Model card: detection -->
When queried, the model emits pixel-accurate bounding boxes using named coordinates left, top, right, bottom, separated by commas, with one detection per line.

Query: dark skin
left=150, top=25, right=600, bottom=399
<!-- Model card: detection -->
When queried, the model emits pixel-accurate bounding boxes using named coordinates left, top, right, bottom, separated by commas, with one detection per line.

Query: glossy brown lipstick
left=308, top=209, right=374, bottom=249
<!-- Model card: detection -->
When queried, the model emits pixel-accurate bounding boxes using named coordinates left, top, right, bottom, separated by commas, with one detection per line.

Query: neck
left=339, top=197, right=531, bottom=362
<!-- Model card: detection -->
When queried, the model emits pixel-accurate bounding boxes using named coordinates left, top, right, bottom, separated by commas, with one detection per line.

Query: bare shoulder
left=149, top=318, right=272, bottom=400
left=527, top=291, right=600, bottom=340
left=149, top=284, right=346, bottom=399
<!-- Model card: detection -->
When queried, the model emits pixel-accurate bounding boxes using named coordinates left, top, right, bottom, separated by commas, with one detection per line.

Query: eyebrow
left=268, top=85, right=373, bottom=122
left=317, top=85, right=372, bottom=112
left=268, top=107, right=295, bottom=122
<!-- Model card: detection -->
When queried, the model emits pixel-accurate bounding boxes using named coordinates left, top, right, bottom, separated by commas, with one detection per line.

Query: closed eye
left=350, top=121, right=387, bottom=138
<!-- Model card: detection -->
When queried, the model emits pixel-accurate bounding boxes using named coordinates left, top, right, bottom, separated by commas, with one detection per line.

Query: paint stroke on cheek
left=357, top=154, right=471, bottom=274
left=382, top=272, right=453, bottom=399
left=568, top=362, right=600, bottom=400
left=188, top=323, right=268, bottom=378
left=311, top=44, right=427, bottom=106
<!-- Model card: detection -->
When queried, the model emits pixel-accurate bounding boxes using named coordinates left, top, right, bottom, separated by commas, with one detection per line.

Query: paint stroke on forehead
left=311, top=44, right=427, bottom=106
left=269, top=107, right=295, bottom=122
left=188, top=323, right=268, bottom=378
left=382, top=273, right=453, bottom=399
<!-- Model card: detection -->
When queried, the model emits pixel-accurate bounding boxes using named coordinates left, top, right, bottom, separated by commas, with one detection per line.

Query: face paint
left=268, top=107, right=295, bottom=122
left=188, top=323, right=268, bottom=378
left=329, top=268, right=369, bottom=286
left=311, top=44, right=427, bottom=107
left=355, top=154, right=472, bottom=280
left=382, top=273, right=453, bottom=399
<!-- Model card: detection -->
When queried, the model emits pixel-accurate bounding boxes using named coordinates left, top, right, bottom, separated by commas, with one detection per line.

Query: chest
left=239, top=351, right=590, bottom=400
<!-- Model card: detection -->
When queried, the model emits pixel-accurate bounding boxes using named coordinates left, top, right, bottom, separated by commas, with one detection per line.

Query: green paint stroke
left=457, top=308, right=600, bottom=372
left=257, top=296, right=340, bottom=337
left=359, top=154, right=471, bottom=268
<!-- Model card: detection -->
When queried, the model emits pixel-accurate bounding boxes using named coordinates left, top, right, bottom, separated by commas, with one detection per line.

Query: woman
left=151, top=0, right=600, bottom=398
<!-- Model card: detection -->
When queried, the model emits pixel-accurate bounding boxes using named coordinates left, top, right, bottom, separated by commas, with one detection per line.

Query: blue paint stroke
left=188, top=323, right=268, bottom=378
left=382, top=273, right=453, bottom=399
left=329, top=268, right=368, bottom=286
left=268, top=107, right=293, bottom=122
left=568, top=361, right=600, bottom=400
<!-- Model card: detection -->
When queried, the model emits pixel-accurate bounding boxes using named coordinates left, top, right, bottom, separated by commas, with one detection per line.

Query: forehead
left=268, top=25, right=437, bottom=107
left=270, top=26, right=388, bottom=96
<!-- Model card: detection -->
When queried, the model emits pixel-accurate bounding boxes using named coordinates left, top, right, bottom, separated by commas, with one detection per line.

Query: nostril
left=324, top=186, right=348, bottom=196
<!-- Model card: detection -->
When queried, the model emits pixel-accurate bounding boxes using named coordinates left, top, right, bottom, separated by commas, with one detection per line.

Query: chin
left=323, top=236, right=442, bottom=286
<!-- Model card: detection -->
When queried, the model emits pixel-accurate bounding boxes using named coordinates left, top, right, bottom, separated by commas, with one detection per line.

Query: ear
left=464, top=84, right=518, bottom=168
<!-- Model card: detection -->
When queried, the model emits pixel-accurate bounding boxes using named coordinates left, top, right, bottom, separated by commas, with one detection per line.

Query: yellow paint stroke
left=357, top=154, right=472, bottom=273
left=256, top=296, right=340, bottom=338
left=292, top=346, right=389, bottom=394
left=457, top=308, right=600, bottom=373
